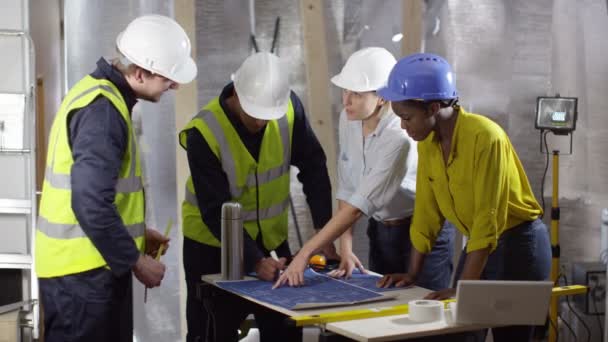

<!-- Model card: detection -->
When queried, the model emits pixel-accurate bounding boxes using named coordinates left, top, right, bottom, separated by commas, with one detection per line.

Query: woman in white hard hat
left=36, top=15, right=196, bottom=342
left=274, top=47, right=454, bottom=290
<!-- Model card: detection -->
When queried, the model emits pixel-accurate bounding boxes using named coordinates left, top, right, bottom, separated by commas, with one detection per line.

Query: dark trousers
left=183, top=236, right=302, bottom=342
left=452, top=219, right=552, bottom=342
left=39, top=267, right=133, bottom=342
left=368, top=218, right=455, bottom=291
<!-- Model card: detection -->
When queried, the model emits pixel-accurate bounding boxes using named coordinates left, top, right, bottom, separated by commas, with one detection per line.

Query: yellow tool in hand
left=144, top=218, right=173, bottom=303
left=155, top=218, right=173, bottom=260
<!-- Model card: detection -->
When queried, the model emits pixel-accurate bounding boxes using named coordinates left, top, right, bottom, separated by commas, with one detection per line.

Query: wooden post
left=401, top=0, right=423, bottom=56
left=299, top=0, right=337, bottom=199
left=174, top=1, right=198, bottom=339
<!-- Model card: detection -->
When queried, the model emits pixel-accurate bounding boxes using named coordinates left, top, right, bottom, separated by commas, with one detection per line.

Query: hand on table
left=424, top=288, right=456, bottom=300
left=327, top=251, right=365, bottom=279
left=377, top=273, right=416, bottom=288
left=255, top=256, right=286, bottom=282
left=272, top=252, right=308, bottom=289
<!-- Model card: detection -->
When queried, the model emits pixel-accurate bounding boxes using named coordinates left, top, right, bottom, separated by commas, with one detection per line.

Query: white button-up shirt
left=336, top=107, right=417, bottom=221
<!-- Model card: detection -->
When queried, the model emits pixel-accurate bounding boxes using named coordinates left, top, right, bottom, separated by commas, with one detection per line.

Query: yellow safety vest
left=180, top=97, right=294, bottom=250
left=35, top=75, right=145, bottom=278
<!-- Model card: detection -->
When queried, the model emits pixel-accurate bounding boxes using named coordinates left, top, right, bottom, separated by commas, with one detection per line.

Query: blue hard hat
left=377, top=53, right=458, bottom=102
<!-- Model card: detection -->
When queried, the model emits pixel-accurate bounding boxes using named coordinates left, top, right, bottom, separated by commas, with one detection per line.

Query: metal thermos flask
left=221, top=202, right=244, bottom=280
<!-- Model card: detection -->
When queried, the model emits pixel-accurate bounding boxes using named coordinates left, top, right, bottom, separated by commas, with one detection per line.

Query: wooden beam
left=174, top=0, right=198, bottom=339
left=401, top=0, right=423, bottom=56
left=299, top=0, right=337, bottom=199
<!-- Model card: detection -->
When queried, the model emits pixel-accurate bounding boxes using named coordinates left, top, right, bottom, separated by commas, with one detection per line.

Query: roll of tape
left=444, top=302, right=457, bottom=325
left=408, top=300, right=444, bottom=323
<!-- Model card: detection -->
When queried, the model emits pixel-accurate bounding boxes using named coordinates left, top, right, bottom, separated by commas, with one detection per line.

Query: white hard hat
left=116, top=15, right=197, bottom=84
left=331, top=47, right=396, bottom=92
left=233, top=52, right=290, bottom=121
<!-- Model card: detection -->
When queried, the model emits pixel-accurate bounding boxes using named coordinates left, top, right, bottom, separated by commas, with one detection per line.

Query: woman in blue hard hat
left=274, top=47, right=454, bottom=291
left=376, top=53, right=551, bottom=342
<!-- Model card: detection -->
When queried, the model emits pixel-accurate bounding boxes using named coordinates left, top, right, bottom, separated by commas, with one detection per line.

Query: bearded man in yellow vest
left=180, top=52, right=335, bottom=342
left=36, top=15, right=197, bottom=342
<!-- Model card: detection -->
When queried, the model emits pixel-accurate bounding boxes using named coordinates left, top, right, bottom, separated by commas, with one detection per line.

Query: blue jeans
left=367, top=218, right=455, bottom=291
left=453, top=219, right=552, bottom=342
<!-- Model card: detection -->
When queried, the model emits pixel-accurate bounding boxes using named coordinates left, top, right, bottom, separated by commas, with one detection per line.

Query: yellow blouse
left=410, top=107, right=542, bottom=254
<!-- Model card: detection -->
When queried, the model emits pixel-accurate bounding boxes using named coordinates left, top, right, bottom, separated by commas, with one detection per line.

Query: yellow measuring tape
left=289, top=286, right=587, bottom=327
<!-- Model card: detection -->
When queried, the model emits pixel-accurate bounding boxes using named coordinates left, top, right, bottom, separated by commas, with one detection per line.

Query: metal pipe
left=221, top=202, right=244, bottom=280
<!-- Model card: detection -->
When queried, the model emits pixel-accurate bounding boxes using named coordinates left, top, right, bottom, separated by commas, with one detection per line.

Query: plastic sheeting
left=198, top=0, right=608, bottom=271
left=63, top=1, right=181, bottom=341
left=423, top=0, right=608, bottom=265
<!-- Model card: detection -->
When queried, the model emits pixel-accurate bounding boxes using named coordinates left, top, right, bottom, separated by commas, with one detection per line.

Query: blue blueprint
left=343, top=271, right=403, bottom=293
left=217, top=269, right=394, bottom=310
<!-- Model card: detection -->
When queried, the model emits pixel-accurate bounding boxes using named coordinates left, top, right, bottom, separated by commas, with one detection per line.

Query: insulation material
left=63, top=1, right=181, bottom=341
left=424, top=0, right=608, bottom=265
left=195, top=0, right=308, bottom=107
left=556, top=0, right=608, bottom=264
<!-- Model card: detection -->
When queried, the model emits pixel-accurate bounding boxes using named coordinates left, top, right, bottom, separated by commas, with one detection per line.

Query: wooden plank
left=173, top=1, right=198, bottom=236
left=173, top=1, right=198, bottom=339
left=402, top=0, right=423, bottom=56
left=299, top=0, right=337, bottom=197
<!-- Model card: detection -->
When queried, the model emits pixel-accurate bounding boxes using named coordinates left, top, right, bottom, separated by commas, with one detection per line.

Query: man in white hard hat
left=180, top=52, right=334, bottom=341
left=36, top=15, right=197, bottom=342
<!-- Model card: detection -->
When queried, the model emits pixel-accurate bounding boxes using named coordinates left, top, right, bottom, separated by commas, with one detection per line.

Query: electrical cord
left=560, top=274, right=591, bottom=342
left=549, top=314, right=560, bottom=341
left=560, top=311, right=578, bottom=342
left=540, top=130, right=550, bottom=219
left=591, top=292, right=604, bottom=338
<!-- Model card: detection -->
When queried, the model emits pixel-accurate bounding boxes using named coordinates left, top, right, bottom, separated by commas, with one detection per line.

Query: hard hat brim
left=239, top=95, right=287, bottom=121
left=168, top=57, right=198, bottom=84
left=331, top=74, right=374, bottom=93
left=377, top=85, right=414, bottom=102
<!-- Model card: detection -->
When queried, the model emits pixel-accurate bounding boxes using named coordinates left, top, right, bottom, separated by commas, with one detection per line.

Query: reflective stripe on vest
left=36, top=75, right=145, bottom=277
left=38, top=217, right=145, bottom=240
left=184, top=184, right=290, bottom=222
left=189, top=110, right=291, bottom=198
left=180, top=98, right=294, bottom=250
left=44, top=166, right=142, bottom=194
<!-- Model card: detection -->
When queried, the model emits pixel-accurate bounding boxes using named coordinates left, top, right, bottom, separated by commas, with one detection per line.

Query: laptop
left=454, top=280, right=553, bottom=325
